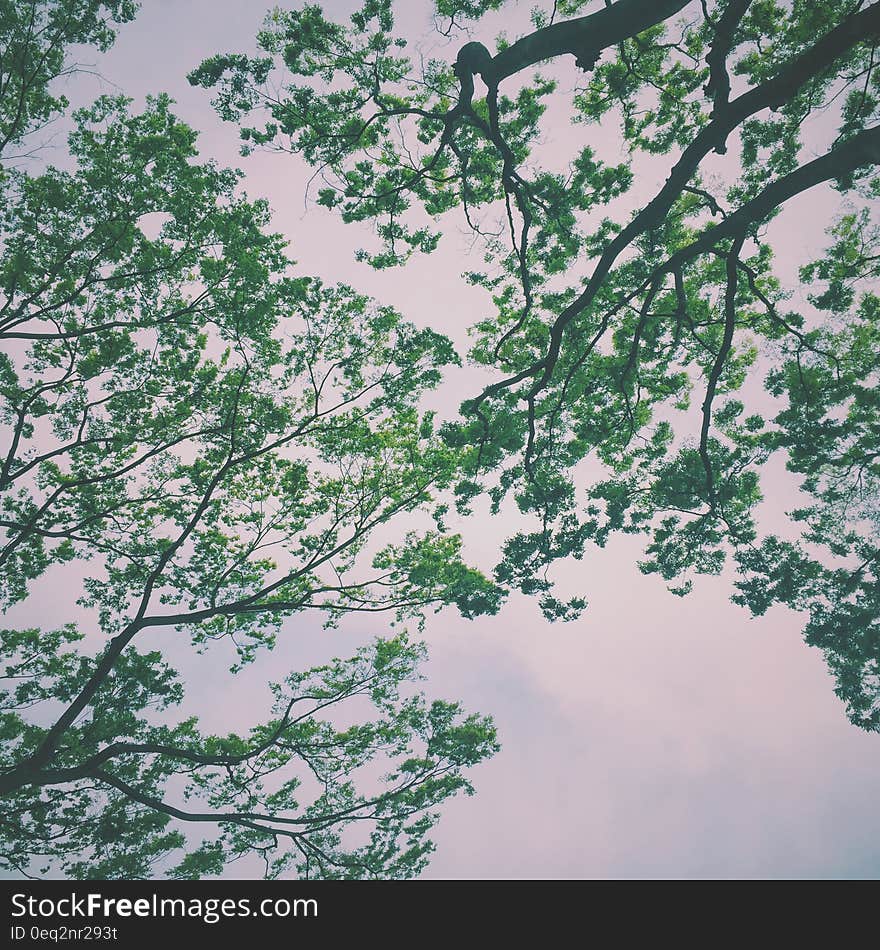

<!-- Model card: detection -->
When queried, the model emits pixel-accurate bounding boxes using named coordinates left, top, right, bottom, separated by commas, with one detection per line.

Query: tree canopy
left=192, top=0, right=880, bottom=729
left=2, top=0, right=880, bottom=881
left=0, top=0, right=499, bottom=879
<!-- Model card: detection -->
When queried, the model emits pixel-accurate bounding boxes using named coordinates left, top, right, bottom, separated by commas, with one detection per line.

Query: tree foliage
left=5, top=0, right=880, bottom=882
left=0, top=0, right=500, bottom=879
left=192, top=0, right=880, bottom=727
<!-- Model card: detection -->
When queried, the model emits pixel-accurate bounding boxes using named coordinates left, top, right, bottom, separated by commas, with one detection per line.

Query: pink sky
left=13, top=0, right=878, bottom=878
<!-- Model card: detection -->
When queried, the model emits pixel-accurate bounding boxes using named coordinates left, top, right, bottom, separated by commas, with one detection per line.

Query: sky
left=9, top=0, right=880, bottom=879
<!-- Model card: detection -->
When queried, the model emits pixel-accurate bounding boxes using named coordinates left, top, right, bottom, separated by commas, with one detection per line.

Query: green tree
left=0, top=2, right=500, bottom=879
left=192, top=0, right=880, bottom=728
left=0, top=0, right=137, bottom=156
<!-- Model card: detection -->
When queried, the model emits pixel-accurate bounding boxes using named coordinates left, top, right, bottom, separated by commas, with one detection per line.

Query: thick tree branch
left=470, top=3, right=880, bottom=414
left=488, top=0, right=691, bottom=82
left=666, top=123, right=880, bottom=270
left=704, top=0, right=751, bottom=130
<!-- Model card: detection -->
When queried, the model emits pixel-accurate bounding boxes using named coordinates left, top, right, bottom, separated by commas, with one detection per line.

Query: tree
left=0, top=1, right=500, bottom=879
left=191, top=0, right=880, bottom=729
